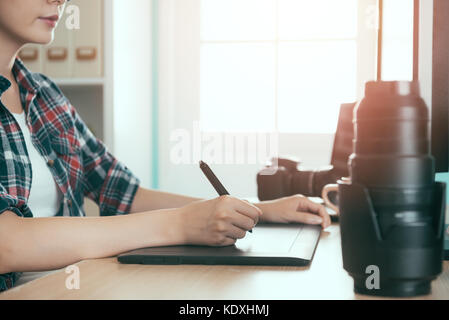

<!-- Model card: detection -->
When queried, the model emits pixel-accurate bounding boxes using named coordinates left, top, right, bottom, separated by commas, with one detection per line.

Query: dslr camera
left=256, top=103, right=355, bottom=201
left=257, top=157, right=341, bottom=200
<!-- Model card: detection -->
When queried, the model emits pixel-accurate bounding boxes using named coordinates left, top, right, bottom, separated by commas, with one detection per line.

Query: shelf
left=53, top=78, right=105, bottom=86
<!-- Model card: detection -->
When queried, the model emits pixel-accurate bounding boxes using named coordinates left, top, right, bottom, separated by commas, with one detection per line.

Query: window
left=157, top=0, right=378, bottom=197
left=381, top=0, right=414, bottom=81
left=200, top=0, right=358, bottom=134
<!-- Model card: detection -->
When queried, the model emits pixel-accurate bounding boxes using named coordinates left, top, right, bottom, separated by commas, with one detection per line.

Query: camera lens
left=351, top=81, right=435, bottom=188
left=291, top=167, right=336, bottom=197
left=338, top=81, right=445, bottom=297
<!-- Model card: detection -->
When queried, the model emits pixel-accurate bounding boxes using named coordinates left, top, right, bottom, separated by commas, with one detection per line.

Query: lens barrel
left=349, top=81, right=435, bottom=188
left=338, top=81, right=446, bottom=297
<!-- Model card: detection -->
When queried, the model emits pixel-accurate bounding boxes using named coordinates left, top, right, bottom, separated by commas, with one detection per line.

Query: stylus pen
left=199, top=160, right=253, bottom=233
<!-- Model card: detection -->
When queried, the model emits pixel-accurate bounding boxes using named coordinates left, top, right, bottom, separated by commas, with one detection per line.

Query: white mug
left=321, top=184, right=339, bottom=215
left=321, top=177, right=351, bottom=215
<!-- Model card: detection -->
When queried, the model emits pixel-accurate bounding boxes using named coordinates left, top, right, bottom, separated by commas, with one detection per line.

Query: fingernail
left=312, top=217, right=323, bottom=224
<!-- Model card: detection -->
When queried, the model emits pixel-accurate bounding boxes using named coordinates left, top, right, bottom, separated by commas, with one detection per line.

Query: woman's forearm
left=0, top=208, right=185, bottom=274
left=130, top=187, right=203, bottom=213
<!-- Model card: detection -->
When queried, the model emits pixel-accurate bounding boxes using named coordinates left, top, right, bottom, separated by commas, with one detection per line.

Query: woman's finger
left=229, top=212, right=256, bottom=231
left=231, top=199, right=262, bottom=223
left=298, top=198, right=331, bottom=228
left=213, top=237, right=237, bottom=247
left=225, top=224, right=248, bottom=240
left=286, top=211, right=324, bottom=225
left=221, top=237, right=237, bottom=247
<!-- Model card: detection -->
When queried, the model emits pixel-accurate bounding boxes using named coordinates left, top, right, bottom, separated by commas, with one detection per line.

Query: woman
left=0, top=0, right=331, bottom=291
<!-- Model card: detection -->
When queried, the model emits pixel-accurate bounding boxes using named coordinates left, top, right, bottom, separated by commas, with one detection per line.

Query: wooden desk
left=1, top=224, right=448, bottom=300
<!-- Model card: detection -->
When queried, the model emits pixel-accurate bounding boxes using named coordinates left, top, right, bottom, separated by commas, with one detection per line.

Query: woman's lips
left=38, top=15, right=59, bottom=28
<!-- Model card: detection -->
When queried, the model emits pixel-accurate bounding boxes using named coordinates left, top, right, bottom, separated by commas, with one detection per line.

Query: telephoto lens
left=338, top=81, right=446, bottom=297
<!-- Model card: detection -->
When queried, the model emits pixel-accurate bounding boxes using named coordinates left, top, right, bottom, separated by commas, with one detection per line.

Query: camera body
left=257, top=157, right=340, bottom=200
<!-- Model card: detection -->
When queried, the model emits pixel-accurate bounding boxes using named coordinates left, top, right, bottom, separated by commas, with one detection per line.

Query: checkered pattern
left=0, top=58, right=141, bottom=291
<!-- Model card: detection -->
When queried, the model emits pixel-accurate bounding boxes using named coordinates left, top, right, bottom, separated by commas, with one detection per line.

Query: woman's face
left=0, top=0, right=67, bottom=46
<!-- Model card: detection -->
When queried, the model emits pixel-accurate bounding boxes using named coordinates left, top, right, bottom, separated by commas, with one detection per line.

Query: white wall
left=108, top=0, right=153, bottom=188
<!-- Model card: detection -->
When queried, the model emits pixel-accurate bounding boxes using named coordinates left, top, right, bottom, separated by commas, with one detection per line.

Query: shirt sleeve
left=69, top=103, right=141, bottom=216
left=0, top=272, right=21, bottom=292
left=0, top=184, right=24, bottom=292
left=0, top=184, right=24, bottom=217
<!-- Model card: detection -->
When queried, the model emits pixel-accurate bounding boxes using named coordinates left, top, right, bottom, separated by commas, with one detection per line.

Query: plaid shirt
left=0, top=58, right=141, bottom=291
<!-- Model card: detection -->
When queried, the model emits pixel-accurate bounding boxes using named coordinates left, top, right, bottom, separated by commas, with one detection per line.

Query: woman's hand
left=254, top=195, right=331, bottom=229
left=179, top=195, right=263, bottom=247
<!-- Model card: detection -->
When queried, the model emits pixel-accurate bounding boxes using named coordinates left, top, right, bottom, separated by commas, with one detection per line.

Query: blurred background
left=19, top=0, right=449, bottom=215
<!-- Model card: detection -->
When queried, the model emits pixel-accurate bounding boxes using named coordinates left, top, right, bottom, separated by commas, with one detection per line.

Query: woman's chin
left=20, top=26, right=55, bottom=45
left=27, top=32, right=54, bottom=46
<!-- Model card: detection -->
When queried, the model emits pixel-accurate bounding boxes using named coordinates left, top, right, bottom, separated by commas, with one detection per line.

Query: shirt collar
left=0, top=76, right=10, bottom=97
left=0, top=57, right=41, bottom=98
